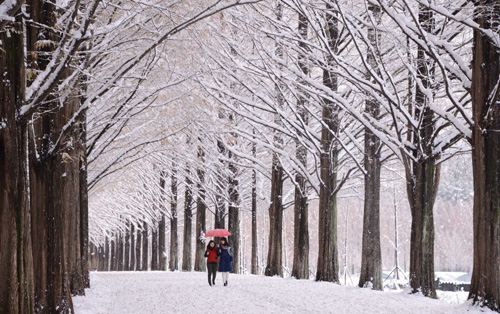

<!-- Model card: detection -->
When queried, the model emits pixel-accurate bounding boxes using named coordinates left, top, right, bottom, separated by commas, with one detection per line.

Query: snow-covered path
left=74, top=272, right=489, bottom=314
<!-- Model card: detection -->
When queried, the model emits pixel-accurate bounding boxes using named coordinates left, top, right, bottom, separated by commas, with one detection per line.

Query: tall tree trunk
left=469, top=1, right=500, bottom=310
left=292, top=10, right=310, bottom=280
left=63, top=90, right=85, bottom=296
left=215, top=139, right=226, bottom=232
left=142, top=220, right=149, bottom=271
left=117, top=232, right=124, bottom=271
left=169, top=166, right=179, bottom=271
left=49, top=161, right=74, bottom=308
left=228, top=150, right=240, bottom=274
left=33, top=3, right=86, bottom=301
left=226, top=28, right=240, bottom=272
left=110, top=239, right=116, bottom=271
left=35, top=152, right=76, bottom=310
left=158, top=171, right=167, bottom=271
left=92, top=244, right=99, bottom=271
left=292, top=169, right=309, bottom=280
left=265, top=1, right=285, bottom=278
left=359, top=2, right=382, bottom=291
left=27, top=0, right=86, bottom=304
left=79, top=115, right=90, bottom=287
left=27, top=0, right=78, bottom=310
left=0, top=15, right=35, bottom=314
left=28, top=133, right=49, bottom=310
left=151, top=225, right=158, bottom=271
left=114, top=235, right=119, bottom=271
left=159, top=215, right=166, bottom=270
left=89, top=244, right=96, bottom=271
left=265, top=154, right=284, bottom=277
left=359, top=120, right=382, bottom=289
left=195, top=148, right=207, bottom=272
left=251, top=139, right=258, bottom=275
left=98, top=244, right=105, bottom=271
left=182, top=170, right=194, bottom=271
left=135, top=226, right=142, bottom=271
left=105, top=237, right=110, bottom=271
left=26, top=3, right=50, bottom=305
left=130, top=223, right=136, bottom=271
left=226, top=27, right=240, bottom=271
left=114, top=236, right=120, bottom=271
left=125, top=223, right=131, bottom=271
left=316, top=4, right=340, bottom=283
left=406, top=156, right=439, bottom=297
left=404, top=6, right=438, bottom=298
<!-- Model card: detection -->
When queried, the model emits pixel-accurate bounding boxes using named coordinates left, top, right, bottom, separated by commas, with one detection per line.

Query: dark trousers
left=207, top=262, right=217, bottom=285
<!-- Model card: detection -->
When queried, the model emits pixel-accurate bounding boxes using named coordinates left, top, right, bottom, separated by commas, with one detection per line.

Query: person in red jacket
left=204, top=240, right=219, bottom=286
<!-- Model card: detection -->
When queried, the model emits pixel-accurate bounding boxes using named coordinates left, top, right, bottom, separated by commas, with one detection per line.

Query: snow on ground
left=73, top=271, right=492, bottom=314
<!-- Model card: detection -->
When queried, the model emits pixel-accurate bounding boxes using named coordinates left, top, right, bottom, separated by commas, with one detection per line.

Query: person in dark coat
left=217, top=237, right=233, bottom=286
left=204, top=240, right=219, bottom=286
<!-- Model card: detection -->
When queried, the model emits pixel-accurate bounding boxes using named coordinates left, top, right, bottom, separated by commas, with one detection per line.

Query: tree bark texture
left=251, top=140, right=259, bottom=275
left=265, top=2, right=284, bottom=278
left=228, top=150, right=240, bottom=274
left=404, top=6, right=439, bottom=298
left=182, top=171, right=194, bottom=271
left=135, top=227, right=142, bottom=271
left=130, top=223, right=136, bottom=271
left=469, top=1, right=500, bottom=310
left=142, top=220, right=148, bottom=271
left=0, top=16, right=35, bottom=314
left=151, top=225, right=159, bottom=271
left=169, top=166, right=179, bottom=271
left=195, top=149, right=207, bottom=272
left=359, top=1, right=382, bottom=291
left=124, top=222, right=131, bottom=271
left=292, top=10, right=310, bottom=280
left=316, top=4, right=340, bottom=283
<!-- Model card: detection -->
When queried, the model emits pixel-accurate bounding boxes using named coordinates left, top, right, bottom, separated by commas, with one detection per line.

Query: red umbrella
left=205, top=229, right=231, bottom=237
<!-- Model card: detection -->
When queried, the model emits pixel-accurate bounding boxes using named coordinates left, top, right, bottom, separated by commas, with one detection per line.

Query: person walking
left=217, top=237, right=233, bottom=286
left=204, top=240, right=218, bottom=286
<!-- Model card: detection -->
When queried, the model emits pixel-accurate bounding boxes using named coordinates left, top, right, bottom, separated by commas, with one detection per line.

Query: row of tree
left=0, top=0, right=255, bottom=312
left=1, top=0, right=499, bottom=313
left=197, top=0, right=498, bottom=309
left=88, top=220, right=166, bottom=272
left=87, top=1, right=499, bottom=312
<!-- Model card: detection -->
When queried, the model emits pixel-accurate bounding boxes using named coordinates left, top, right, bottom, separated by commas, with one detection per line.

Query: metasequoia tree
left=194, top=145, right=207, bottom=272
left=358, top=1, right=383, bottom=291
left=469, top=0, right=500, bottom=310
left=200, top=2, right=366, bottom=281
left=0, top=0, right=257, bottom=311
left=0, top=13, right=34, bottom=314
left=274, top=0, right=472, bottom=294
left=170, top=164, right=179, bottom=271
left=353, top=0, right=472, bottom=297
left=264, top=2, right=286, bottom=278
left=182, top=165, right=194, bottom=271
left=291, top=4, right=310, bottom=280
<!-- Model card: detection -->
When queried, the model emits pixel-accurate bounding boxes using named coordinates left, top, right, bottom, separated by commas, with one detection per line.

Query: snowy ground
left=73, top=272, right=491, bottom=314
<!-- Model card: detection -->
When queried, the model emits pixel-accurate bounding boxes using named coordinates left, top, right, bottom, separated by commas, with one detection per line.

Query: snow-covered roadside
left=73, top=272, right=492, bottom=314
